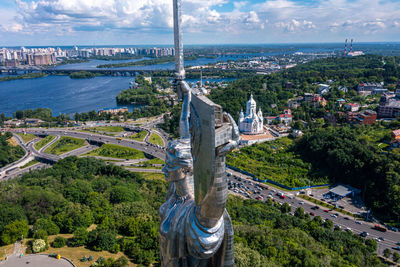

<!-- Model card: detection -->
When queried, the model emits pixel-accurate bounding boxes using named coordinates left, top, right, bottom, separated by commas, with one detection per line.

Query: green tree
left=294, top=207, right=305, bottom=219
left=69, top=227, right=88, bottom=247
left=113, top=256, right=129, bottom=267
left=109, top=185, right=140, bottom=204
left=280, top=203, right=291, bottom=213
left=33, top=229, right=48, bottom=241
left=1, top=220, right=29, bottom=245
left=33, top=218, right=60, bottom=235
left=383, top=248, right=392, bottom=258
left=0, top=204, right=27, bottom=233
left=53, top=203, right=94, bottom=233
left=15, top=110, right=23, bottom=119
left=88, top=229, right=117, bottom=252
left=393, top=252, right=400, bottom=263
left=365, top=238, right=378, bottom=253
left=51, top=236, right=67, bottom=248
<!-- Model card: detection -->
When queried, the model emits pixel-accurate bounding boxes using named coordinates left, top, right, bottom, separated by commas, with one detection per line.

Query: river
left=0, top=74, right=236, bottom=117
left=0, top=45, right=344, bottom=117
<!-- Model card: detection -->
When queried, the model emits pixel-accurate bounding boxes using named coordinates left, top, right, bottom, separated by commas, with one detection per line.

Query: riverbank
left=0, top=72, right=48, bottom=82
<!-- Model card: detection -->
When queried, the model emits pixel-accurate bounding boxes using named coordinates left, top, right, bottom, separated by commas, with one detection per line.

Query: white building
left=238, top=94, right=264, bottom=134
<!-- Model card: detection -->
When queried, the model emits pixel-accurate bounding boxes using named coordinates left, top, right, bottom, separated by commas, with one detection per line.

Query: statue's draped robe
left=159, top=184, right=234, bottom=267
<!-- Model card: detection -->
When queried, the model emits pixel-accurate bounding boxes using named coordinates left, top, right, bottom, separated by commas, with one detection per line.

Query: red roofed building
left=345, top=103, right=360, bottom=112
left=266, top=109, right=293, bottom=126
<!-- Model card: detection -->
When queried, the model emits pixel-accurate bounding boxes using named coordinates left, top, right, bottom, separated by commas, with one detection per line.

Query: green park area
left=145, top=158, right=165, bottom=165
left=148, top=133, right=164, bottom=146
left=34, top=135, right=55, bottom=150
left=127, top=131, right=147, bottom=142
left=17, top=133, right=37, bottom=143
left=227, top=138, right=329, bottom=188
left=90, top=126, right=125, bottom=133
left=44, top=136, right=86, bottom=156
left=84, top=144, right=145, bottom=160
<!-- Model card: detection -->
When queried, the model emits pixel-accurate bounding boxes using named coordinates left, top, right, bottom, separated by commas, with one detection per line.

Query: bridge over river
left=0, top=67, right=165, bottom=76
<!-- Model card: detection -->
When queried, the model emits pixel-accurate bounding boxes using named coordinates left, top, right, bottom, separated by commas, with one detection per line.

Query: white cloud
left=276, top=19, right=315, bottom=33
left=0, top=0, right=400, bottom=44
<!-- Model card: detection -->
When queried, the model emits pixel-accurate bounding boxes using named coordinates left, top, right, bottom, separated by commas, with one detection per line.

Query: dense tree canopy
left=0, top=133, right=25, bottom=168
left=0, top=156, right=388, bottom=265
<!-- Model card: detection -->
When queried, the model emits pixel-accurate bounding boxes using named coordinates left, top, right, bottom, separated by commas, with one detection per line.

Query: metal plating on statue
left=158, top=0, right=240, bottom=266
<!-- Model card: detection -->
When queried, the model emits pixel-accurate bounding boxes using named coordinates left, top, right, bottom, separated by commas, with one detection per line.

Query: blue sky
left=0, top=0, right=399, bottom=46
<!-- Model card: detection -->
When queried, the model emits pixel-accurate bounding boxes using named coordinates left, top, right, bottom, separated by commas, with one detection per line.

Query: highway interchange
left=1, top=123, right=400, bottom=259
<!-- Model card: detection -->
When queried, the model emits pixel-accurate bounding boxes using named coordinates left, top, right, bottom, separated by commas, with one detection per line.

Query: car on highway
left=373, top=224, right=387, bottom=232
left=360, top=232, right=369, bottom=237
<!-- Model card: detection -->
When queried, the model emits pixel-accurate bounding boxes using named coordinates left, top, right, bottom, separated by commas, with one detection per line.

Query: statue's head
left=163, top=138, right=193, bottom=182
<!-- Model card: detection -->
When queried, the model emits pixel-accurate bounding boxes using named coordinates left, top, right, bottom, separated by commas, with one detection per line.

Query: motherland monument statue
left=158, top=0, right=240, bottom=266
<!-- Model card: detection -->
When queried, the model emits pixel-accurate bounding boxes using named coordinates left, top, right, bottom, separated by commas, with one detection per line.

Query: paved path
left=0, top=254, right=75, bottom=267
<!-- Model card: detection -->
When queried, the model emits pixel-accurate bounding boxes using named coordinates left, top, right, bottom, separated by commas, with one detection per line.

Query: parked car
left=310, top=212, right=315, bottom=216
left=355, top=221, right=362, bottom=225
left=324, top=210, right=330, bottom=213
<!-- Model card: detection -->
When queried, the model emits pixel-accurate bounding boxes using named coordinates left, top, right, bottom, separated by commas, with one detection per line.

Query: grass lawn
left=89, top=126, right=125, bottom=133
left=227, top=138, right=329, bottom=188
left=84, top=144, right=145, bottom=160
left=17, top=133, right=37, bottom=143
left=127, top=131, right=148, bottom=142
left=44, top=136, right=86, bottom=156
left=148, top=133, right=164, bottom=146
left=0, top=243, right=15, bottom=261
left=140, top=172, right=165, bottom=181
left=34, top=135, right=55, bottom=150
left=14, top=234, right=136, bottom=267
left=128, top=166, right=163, bottom=170
left=21, top=160, right=39, bottom=169
left=145, top=158, right=165, bottom=165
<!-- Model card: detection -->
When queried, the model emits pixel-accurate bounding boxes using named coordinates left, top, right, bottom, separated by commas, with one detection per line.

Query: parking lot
left=308, top=187, right=367, bottom=215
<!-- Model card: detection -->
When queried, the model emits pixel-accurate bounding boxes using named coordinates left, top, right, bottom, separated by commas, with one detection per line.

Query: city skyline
left=0, top=0, right=400, bottom=46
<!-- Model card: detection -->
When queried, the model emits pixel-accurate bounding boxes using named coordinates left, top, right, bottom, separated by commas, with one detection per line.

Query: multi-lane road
left=10, top=128, right=166, bottom=160
left=227, top=169, right=400, bottom=257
